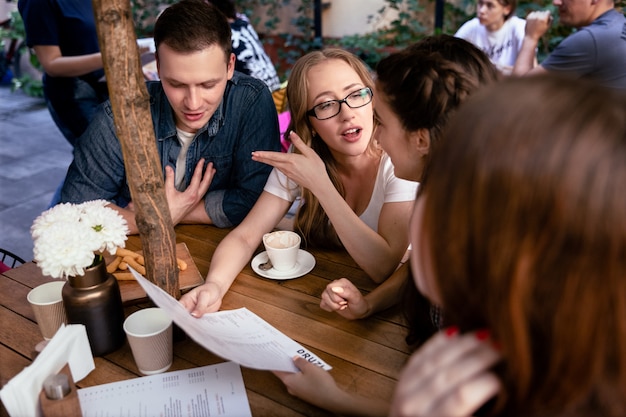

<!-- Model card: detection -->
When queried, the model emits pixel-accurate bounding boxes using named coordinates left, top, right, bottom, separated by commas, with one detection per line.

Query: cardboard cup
left=27, top=281, right=68, bottom=340
left=262, top=230, right=301, bottom=271
left=123, top=308, right=173, bottom=375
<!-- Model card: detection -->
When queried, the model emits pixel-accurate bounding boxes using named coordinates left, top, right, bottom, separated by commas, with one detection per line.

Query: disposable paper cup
left=263, top=230, right=301, bottom=271
left=123, top=308, right=173, bottom=375
left=27, top=281, right=68, bottom=340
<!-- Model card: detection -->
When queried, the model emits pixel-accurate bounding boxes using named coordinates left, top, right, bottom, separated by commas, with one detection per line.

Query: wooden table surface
left=0, top=224, right=410, bottom=416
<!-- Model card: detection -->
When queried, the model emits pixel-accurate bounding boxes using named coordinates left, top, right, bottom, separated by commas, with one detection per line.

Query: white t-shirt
left=175, top=128, right=195, bottom=190
left=263, top=153, right=419, bottom=232
left=455, top=16, right=526, bottom=71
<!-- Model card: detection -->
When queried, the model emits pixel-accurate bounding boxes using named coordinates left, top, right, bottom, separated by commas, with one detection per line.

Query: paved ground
left=0, top=85, right=73, bottom=262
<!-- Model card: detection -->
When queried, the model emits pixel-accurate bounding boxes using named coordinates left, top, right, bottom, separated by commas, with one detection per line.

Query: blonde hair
left=286, top=48, right=379, bottom=248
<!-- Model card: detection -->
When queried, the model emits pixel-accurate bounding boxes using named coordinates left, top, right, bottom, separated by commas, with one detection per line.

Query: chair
left=0, top=247, right=26, bottom=269
left=271, top=81, right=288, bottom=114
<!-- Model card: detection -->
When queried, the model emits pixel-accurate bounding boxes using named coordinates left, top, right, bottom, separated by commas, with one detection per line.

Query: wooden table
left=0, top=224, right=410, bottom=416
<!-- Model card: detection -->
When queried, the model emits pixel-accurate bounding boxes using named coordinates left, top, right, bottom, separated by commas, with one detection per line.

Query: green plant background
left=4, top=0, right=624, bottom=95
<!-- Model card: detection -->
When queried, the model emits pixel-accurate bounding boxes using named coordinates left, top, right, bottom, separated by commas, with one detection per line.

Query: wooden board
left=105, top=242, right=203, bottom=303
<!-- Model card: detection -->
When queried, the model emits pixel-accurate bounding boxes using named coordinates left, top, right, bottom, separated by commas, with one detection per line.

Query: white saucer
left=251, top=250, right=315, bottom=280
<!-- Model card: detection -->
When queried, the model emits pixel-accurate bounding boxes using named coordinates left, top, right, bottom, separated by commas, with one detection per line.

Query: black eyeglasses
left=306, top=87, right=373, bottom=120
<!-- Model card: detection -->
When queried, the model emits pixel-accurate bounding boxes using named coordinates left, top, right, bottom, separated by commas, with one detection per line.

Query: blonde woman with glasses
left=181, top=48, right=418, bottom=316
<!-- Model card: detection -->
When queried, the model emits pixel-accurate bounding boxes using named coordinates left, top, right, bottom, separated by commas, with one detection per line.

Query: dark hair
left=206, top=0, right=237, bottom=20
left=406, top=34, right=500, bottom=85
left=375, top=34, right=498, bottom=182
left=154, top=0, right=232, bottom=61
left=420, top=74, right=626, bottom=415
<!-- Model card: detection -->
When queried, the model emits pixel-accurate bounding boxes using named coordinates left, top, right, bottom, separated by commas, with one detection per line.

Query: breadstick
left=106, top=256, right=123, bottom=273
left=123, top=255, right=146, bottom=276
left=115, top=247, right=139, bottom=259
left=110, top=247, right=188, bottom=275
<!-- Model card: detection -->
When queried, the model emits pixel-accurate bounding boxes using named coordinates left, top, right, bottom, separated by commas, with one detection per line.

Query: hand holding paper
left=130, top=267, right=331, bottom=373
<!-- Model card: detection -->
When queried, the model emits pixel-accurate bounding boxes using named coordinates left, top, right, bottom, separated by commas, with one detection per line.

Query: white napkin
left=0, top=324, right=95, bottom=417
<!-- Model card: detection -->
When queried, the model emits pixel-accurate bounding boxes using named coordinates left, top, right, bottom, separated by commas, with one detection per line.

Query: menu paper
left=78, top=361, right=251, bottom=417
left=130, top=268, right=331, bottom=373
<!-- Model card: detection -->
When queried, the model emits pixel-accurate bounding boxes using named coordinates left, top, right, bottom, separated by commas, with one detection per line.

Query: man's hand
left=525, top=10, right=552, bottom=41
left=165, top=159, right=215, bottom=226
left=513, top=10, right=552, bottom=76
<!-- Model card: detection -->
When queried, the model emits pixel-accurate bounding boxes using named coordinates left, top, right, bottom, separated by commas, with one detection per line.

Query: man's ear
left=227, top=52, right=236, bottom=80
left=410, top=128, right=431, bottom=157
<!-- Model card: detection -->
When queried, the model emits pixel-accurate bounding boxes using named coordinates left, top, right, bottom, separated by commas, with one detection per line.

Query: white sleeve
left=263, top=168, right=300, bottom=202
left=454, top=18, right=477, bottom=40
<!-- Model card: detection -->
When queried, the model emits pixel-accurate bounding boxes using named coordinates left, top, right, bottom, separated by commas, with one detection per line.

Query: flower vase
left=62, top=258, right=125, bottom=356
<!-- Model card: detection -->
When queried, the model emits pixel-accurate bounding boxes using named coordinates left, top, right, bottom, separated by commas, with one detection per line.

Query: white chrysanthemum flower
left=33, top=223, right=94, bottom=278
left=31, top=200, right=129, bottom=279
left=81, top=202, right=129, bottom=255
left=30, top=202, right=82, bottom=239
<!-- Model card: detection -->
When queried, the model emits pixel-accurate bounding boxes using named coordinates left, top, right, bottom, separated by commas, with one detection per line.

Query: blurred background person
left=18, top=0, right=108, bottom=147
left=455, top=0, right=529, bottom=74
left=512, top=0, right=625, bottom=90
left=207, top=0, right=281, bottom=92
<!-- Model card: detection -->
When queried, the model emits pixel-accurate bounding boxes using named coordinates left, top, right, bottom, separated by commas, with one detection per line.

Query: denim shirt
left=61, top=72, right=280, bottom=227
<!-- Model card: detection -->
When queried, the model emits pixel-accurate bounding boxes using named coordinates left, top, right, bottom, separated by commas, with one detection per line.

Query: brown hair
left=419, top=74, right=626, bottom=415
left=497, top=0, right=517, bottom=20
left=154, top=0, right=232, bottom=63
left=286, top=48, right=378, bottom=248
left=477, top=0, right=518, bottom=20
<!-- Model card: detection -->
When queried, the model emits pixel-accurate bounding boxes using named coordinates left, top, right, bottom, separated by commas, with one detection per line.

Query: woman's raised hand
left=251, top=131, right=330, bottom=195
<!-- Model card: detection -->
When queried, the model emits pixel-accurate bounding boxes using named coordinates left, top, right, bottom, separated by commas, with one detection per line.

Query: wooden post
left=91, top=0, right=179, bottom=298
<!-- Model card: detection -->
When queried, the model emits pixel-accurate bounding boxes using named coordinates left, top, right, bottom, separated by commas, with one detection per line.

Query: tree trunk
left=92, top=0, right=179, bottom=298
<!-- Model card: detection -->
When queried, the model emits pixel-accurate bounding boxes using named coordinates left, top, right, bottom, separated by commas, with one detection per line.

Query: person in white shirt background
left=455, top=0, right=533, bottom=74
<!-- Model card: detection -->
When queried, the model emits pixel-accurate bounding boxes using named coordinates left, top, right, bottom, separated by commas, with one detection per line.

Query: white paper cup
left=27, top=281, right=68, bottom=340
left=123, top=308, right=173, bottom=375
left=262, top=230, right=301, bottom=271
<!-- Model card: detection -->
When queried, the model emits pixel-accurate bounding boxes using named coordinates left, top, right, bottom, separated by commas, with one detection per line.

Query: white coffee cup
left=262, top=230, right=301, bottom=271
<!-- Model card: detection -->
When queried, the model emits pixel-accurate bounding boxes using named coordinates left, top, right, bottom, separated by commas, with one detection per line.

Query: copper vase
left=62, top=258, right=125, bottom=356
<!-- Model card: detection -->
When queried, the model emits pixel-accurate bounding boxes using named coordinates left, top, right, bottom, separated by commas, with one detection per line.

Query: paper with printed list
left=130, top=268, right=331, bottom=373
left=78, top=361, right=251, bottom=417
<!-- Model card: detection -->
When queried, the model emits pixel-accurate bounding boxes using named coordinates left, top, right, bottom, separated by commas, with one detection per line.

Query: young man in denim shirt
left=60, top=0, right=280, bottom=234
